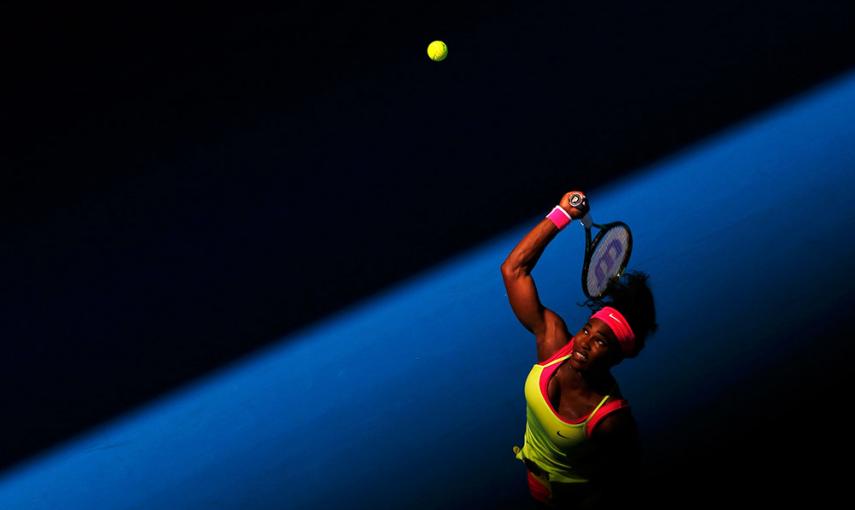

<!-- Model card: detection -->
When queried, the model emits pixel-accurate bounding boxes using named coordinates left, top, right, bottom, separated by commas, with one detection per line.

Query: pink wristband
left=546, top=205, right=572, bottom=230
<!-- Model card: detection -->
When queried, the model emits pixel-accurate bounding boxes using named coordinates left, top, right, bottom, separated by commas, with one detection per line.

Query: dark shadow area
left=3, top=1, right=855, bottom=471
left=641, top=311, right=853, bottom=507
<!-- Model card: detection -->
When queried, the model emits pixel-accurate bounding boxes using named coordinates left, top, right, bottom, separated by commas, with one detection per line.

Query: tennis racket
left=568, top=193, right=633, bottom=299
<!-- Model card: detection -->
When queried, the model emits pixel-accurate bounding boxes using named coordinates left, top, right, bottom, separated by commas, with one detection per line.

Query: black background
left=3, top=0, right=855, bottom=475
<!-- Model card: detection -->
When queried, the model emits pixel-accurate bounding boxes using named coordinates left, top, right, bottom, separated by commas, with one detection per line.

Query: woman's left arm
left=590, top=411, right=642, bottom=499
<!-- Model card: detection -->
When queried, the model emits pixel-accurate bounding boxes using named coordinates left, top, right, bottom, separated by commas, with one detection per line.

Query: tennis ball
left=427, top=40, right=448, bottom=62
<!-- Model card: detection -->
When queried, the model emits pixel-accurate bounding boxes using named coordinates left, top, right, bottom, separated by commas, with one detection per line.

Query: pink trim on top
left=537, top=340, right=591, bottom=425
left=539, top=360, right=589, bottom=424
left=535, top=339, right=630, bottom=429
left=538, top=339, right=575, bottom=366
left=585, top=399, right=630, bottom=437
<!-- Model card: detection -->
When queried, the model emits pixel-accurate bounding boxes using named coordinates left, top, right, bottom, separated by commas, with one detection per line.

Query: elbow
left=500, top=258, right=522, bottom=280
left=500, top=258, right=513, bottom=276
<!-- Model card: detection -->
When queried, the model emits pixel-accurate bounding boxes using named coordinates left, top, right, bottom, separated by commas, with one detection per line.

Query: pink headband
left=591, top=306, right=636, bottom=356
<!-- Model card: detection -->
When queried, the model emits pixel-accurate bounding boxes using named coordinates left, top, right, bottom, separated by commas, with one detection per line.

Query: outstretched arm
left=500, top=191, right=589, bottom=360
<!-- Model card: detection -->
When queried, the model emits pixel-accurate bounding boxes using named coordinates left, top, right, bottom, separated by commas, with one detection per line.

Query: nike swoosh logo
left=556, top=431, right=573, bottom=439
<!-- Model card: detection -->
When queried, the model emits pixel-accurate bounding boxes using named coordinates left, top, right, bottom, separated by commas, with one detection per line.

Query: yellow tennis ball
left=427, top=40, right=448, bottom=62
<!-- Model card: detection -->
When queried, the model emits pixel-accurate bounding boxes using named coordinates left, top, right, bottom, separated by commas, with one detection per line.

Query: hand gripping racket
left=569, top=193, right=633, bottom=299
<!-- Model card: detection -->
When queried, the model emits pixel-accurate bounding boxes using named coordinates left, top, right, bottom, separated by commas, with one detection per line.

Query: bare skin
left=501, top=191, right=639, bottom=487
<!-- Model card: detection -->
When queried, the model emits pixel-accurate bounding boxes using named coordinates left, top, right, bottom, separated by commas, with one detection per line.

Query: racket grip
left=580, top=213, right=592, bottom=229
left=569, top=193, right=585, bottom=207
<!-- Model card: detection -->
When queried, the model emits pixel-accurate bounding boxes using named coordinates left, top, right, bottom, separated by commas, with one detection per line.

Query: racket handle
left=568, top=192, right=592, bottom=227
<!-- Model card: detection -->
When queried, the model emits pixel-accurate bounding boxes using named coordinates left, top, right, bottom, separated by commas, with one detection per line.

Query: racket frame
left=581, top=220, right=634, bottom=299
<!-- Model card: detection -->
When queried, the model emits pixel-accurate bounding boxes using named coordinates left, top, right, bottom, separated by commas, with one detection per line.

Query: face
left=568, top=318, right=620, bottom=371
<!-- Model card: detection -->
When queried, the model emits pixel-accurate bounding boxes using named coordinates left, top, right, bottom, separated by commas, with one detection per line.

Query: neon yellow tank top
left=513, top=340, right=621, bottom=484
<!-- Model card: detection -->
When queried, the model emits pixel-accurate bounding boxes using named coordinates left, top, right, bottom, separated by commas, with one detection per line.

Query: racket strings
left=586, top=226, right=631, bottom=297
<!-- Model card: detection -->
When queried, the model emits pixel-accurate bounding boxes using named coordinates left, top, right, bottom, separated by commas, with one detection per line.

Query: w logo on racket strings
left=593, top=239, right=625, bottom=288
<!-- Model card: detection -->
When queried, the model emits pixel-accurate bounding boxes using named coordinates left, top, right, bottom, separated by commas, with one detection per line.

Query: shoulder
left=535, top=308, right=572, bottom=362
left=591, top=405, right=637, bottom=443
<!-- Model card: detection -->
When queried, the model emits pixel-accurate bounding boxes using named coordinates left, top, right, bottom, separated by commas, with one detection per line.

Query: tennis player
left=501, top=191, right=658, bottom=508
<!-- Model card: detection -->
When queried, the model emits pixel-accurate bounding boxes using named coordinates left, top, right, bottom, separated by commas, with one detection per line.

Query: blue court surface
left=2, top=71, right=854, bottom=509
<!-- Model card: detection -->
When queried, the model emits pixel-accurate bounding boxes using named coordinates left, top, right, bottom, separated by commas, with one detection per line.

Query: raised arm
left=501, top=192, right=589, bottom=360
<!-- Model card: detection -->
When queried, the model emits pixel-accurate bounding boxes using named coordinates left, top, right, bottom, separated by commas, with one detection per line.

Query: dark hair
left=582, top=270, right=658, bottom=358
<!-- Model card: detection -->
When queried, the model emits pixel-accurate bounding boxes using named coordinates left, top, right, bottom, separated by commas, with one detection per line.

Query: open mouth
left=572, top=350, right=589, bottom=362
